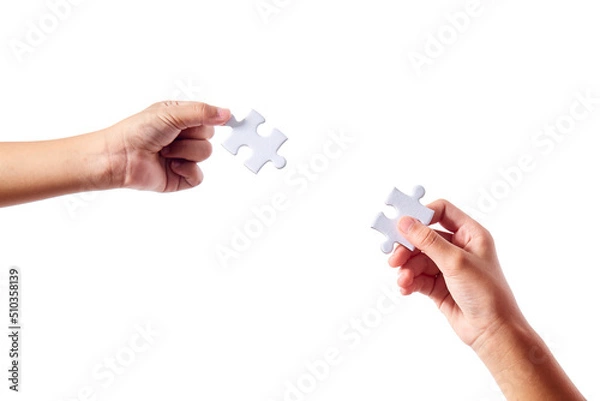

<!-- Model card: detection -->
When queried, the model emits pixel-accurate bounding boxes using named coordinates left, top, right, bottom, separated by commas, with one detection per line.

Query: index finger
left=388, top=230, right=453, bottom=267
left=427, top=199, right=482, bottom=234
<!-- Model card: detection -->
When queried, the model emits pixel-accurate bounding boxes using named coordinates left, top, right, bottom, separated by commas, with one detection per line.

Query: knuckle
left=157, top=100, right=179, bottom=109
left=430, top=198, right=450, bottom=210
left=191, top=177, right=202, bottom=187
left=451, top=251, right=469, bottom=269
left=479, top=229, right=497, bottom=256
left=435, top=198, right=450, bottom=206
left=205, top=126, right=215, bottom=139
left=480, top=227, right=493, bottom=244
left=472, top=225, right=495, bottom=247
left=418, top=227, right=439, bottom=250
left=148, top=101, right=164, bottom=110
left=193, top=170, right=204, bottom=186
left=194, top=102, right=208, bottom=118
left=202, top=141, right=213, bottom=158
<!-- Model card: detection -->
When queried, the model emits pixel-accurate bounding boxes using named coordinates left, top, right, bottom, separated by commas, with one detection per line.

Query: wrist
left=76, top=130, right=123, bottom=191
left=95, top=128, right=128, bottom=190
left=471, top=318, right=584, bottom=401
left=472, top=316, right=536, bottom=364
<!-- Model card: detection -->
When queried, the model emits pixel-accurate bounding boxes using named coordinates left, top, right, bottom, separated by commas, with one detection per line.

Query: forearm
left=0, top=131, right=114, bottom=207
left=474, top=321, right=585, bottom=401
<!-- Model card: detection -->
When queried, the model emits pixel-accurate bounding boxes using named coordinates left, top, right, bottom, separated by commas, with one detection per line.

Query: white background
left=1, top=0, right=599, bottom=400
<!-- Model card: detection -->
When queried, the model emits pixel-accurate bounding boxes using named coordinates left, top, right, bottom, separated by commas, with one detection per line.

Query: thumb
left=398, top=216, right=460, bottom=271
left=154, top=101, right=231, bottom=130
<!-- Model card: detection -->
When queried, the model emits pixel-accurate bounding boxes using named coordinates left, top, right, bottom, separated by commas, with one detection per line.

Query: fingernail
left=399, top=216, right=416, bottom=233
left=217, top=108, right=230, bottom=120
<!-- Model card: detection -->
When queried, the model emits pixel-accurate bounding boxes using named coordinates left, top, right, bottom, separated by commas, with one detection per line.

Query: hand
left=389, top=200, right=586, bottom=400
left=388, top=200, right=526, bottom=349
left=103, top=101, right=231, bottom=192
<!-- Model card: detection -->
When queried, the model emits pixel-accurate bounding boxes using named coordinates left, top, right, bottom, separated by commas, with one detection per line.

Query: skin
left=389, top=200, right=585, bottom=401
left=0, top=101, right=231, bottom=207
left=0, top=102, right=586, bottom=398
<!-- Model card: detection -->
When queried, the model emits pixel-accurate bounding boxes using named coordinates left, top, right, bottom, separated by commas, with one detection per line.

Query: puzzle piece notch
left=223, top=109, right=288, bottom=174
left=371, top=185, right=435, bottom=253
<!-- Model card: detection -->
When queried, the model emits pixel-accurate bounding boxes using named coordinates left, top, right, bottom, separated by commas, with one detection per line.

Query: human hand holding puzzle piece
left=222, top=109, right=288, bottom=174
left=372, top=186, right=435, bottom=253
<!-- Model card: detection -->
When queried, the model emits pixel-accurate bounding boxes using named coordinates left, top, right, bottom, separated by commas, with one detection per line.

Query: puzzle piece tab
left=223, top=110, right=288, bottom=174
left=371, top=186, right=434, bottom=253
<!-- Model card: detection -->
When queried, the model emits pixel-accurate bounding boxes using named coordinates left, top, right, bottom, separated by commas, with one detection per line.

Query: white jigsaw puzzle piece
left=223, top=109, right=288, bottom=174
left=372, top=186, right=435, bottom=253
